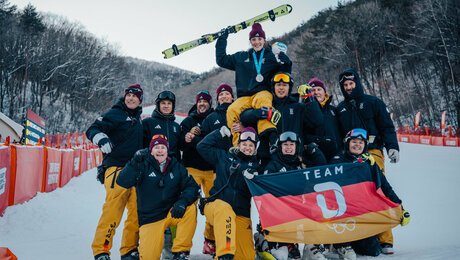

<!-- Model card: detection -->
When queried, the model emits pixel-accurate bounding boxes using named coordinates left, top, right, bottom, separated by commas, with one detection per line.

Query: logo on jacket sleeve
left=359, top=103, right=364, bottom=109
left=148, top=171, right=156, bottom=177
left=340, top=108, right=347, bottom=113
left=155, top=124, right=161, bottom=129
left=173, top=126, right=177, bottom=132
left=126, top=117, right=133, bottom=121
left=214, top=119, right=220, bottom=125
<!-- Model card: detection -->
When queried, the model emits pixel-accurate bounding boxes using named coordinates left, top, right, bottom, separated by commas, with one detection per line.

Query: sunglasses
left=239, top=131, right=257, bottom=142
left=349, top=128, right=368, bottom=140
left=273, top=73, right=291, bottom=83
left=340, top=74, right=355, bottom=83
left=279, top=131, right=298, bottom=143
left=158, top=91, right=175, bottom=100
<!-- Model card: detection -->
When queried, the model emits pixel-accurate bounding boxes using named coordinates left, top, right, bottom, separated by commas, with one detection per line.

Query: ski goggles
left=158, top=91, right=175, bottom=101
left=279, top=131, right=298, bottom=143
left=340, top=73, right=355, bottom=84
left=239, top=131, right=257, bottom=143
left=349, top=128, right=368, bottom=140
left=125, top=87, right=142, bottom=95
left=197, top=90, right=210, bottom=95
left=273, top=73, right=291, bottom=83
left=152, top=134, right=167, bottom=140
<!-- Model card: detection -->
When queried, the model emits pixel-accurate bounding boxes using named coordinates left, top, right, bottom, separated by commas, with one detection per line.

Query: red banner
left=43, top=147, right=61, bottom=192
left=441, top=111, right=446, bottom=130
left=9, top=145, right=44, bottom=205
left=80, top=149, right=88, bottom=174
left=414, top=112, right=421, bottom=129
left=0, top=146, right=11, bottom=216
left=60, top=150, right=74, bottom=187
left=73, top=149, right=81, bottom=177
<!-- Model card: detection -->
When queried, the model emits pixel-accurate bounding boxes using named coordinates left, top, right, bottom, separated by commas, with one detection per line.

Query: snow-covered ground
left=1, top=142, right=460, bottom=259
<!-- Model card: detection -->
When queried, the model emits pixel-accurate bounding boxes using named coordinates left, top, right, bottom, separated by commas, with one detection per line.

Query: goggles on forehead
left=198, top=90, right=210, bottom=95
left=273, top=73, right=291, bottom=83
left=239, top=131, right=257, bottom=143
left=158, top=91, right=175, bottom=100
left=340, top=74, right=355, bottom=83
left=152, top=134, right=167, bottom=140
left=125, top=88, right=141, bottom=94
left=279, top=131, right=298, bottom=143
left=349, top=128, right=368, bottom=140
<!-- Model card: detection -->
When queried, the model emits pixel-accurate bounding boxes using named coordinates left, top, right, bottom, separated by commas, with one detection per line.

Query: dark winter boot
left=172, top=251, right=190, bottom=260
left=218, top=254, right=234, bottom=260
left=94, top=253, right=111, bottom=260
left=121, top=248, right=139, bottom=260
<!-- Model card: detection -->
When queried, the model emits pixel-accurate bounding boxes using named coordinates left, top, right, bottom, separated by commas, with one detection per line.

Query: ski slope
left=1, top=142, right=460, bottom=259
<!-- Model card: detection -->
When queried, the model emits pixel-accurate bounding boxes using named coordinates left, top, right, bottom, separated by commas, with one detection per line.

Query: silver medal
left=256, top=74, right=264, bottom=82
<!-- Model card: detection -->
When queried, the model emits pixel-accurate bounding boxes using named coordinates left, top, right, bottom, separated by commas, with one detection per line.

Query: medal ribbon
left=252, top=48, right=265, bottom=78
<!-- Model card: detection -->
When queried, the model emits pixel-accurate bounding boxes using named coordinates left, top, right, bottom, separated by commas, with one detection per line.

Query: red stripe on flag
left=254, top=181, right=399, bottom=228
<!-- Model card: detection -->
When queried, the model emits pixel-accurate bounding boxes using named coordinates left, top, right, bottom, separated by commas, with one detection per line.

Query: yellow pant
left=204, top=199, right=255, bottom=259
left=91, top=166, right=139, bottom=256
left=368, top=149, right=393, bottom=245
left=139, top=205, right=197, bottom=260
left=187, top=167, right=215, bottom=197
left=227, top=90, right=275, bottom=146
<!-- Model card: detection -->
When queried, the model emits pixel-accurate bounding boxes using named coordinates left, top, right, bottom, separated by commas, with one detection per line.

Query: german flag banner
left=246, top=163, right=402, bottom=244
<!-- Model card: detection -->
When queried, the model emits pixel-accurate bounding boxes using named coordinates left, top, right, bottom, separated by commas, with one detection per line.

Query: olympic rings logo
left=327, top=219, right=356, bottom=234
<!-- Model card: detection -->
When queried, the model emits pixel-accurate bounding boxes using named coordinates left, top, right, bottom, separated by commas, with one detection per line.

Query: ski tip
left=287, top=4, right=293, bottom=13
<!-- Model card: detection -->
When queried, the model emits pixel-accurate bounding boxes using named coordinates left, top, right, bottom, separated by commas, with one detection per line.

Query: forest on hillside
left=0, top=0, right=196, bottom=133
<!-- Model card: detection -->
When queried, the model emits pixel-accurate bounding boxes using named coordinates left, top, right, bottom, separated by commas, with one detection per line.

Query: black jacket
left=201, top=102, right=232, bottom=151
left=197, top=130, right=260, bottom=218
left=264, top=152, right=302, bottom=174
left=216, top=37, right=291, bottom=98
left=86, top=98, right=143, bottom=167
left=180, top=106, right=214, bottom=171
left=117, top=150, right=199, bottom=226
left=336, top=69, right=399, bottom=152
left=143, top=110, right=181, bottom=160
left=330, top=151, right=402, bottom=205
left=305, top=94, right=343, bottom=161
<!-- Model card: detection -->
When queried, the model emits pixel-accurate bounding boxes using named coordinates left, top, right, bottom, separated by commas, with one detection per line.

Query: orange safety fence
left=0, top=142, right=102, bottom=216
left=396, top=126, right=460, bottom=147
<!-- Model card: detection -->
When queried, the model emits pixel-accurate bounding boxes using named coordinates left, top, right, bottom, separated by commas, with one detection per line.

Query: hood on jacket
left=338, top=69, right=364, bottom=100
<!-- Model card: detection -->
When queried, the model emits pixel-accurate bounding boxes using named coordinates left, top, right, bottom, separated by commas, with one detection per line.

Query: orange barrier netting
left=0, top=141, right=102, bottom=216
left=396, top=126, right=460, bottom=147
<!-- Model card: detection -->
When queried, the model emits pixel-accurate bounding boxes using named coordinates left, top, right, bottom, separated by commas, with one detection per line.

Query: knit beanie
left=124, top=84, right=143, bottom=104
left=249, top=23, right=266, bottom=39
left=149, top=135, right=168, bottom=152
left=196, top=91, right=212, bottom=106
left=216, top=83, right=234, bottom=100
left=308, top=78, right=326, bottom=92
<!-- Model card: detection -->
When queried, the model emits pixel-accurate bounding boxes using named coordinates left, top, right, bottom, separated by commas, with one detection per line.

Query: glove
left=219, top=125, right=231, bottom=138
left=305, top=142, right=319, bottom=156
left=134, top=149, right=149, bottom=162
left=272, top=42, right=287, bottom=62
left=278, top=52, right=291, bottom=65
left=260, top=107, right=281, bottom=125
left=243, top=168, right=258, bottom=179
left=388, top=149, right=400, bottom=163
left=401, top=209, right=410, bottom=226
left=253, top=231, right=269, bottom=252
left=190, top=126, right=201, bottom=136
left=96, top=165, right=106, bottom=184
left=359, top=153, right=376, bottom=166
left=297, top=85, right=314, bottom=103
left=171, top=201, right=187, bottom=219
left=92, top=132, right=113, bottom=154
left=218, top=26, right=230, bottom=40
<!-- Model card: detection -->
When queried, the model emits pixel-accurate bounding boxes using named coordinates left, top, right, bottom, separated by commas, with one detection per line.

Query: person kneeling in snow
left=197, top=126, right=261, bottom=260
left=117, top=135, right=200, bottom=260
left=328, top=128, right=410, bottom=259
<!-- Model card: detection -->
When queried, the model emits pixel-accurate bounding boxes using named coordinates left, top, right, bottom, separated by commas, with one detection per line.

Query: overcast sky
left=11, top=0, right=338, bottom=74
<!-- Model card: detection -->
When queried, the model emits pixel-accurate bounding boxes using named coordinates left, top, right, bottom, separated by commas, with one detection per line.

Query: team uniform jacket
left=180, top=106, right=214, bottom=171
left=264, top=152, right=302, bottom=174
left=216, top=38, right=292, bottom=98
left=330, top=152, right=402, bottom=204
left=143, top=110, right=181, bottom=160
left=201, top=103, right=232, bottom=151
left=336, top=69, right=399, bottom=152
left=116, top=150, right=199, bottom=226
left=86, top=98, right=143, bottom=167
left=197, top=130, right=260, bottom=218
left=305, top=94, right=343, bottom=161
